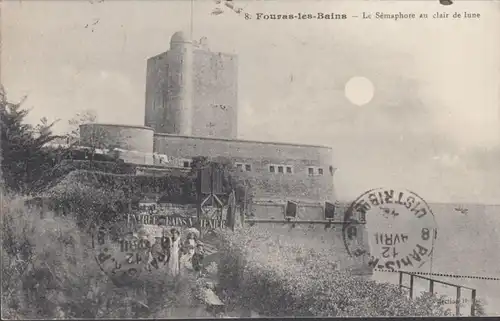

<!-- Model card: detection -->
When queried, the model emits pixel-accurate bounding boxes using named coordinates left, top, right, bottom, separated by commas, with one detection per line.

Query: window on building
left=329, top=165, right=334, bottom=176
left=318, top=168, right=324, bottom=175
left=324, top=202, right=336, bottom=219
left=286, top=166, right=292, bottom=174
left=236, top=163, right=243, bottom=171
left=285, top=201, right=297, bottom=218
left=308, top=167, right=314, bottom=175
left=183, top=161, right=190, bottom=168
left=269, top=165, right=275, bottom=173
left=278, top=166, right=284, bottom=173
left=245, top=164, right=251, bottom=172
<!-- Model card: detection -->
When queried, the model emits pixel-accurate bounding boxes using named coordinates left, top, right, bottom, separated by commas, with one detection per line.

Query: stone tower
left=145, top=31, right=238, bottom=139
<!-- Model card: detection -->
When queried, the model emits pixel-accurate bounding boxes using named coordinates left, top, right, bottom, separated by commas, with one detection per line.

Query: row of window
left=269, top=165, right=327, bottom=176
left=237, top=163, right=329, bottom=176
left=307, top=166, right=324, bottom=176
left=235, top=162, right=252, bottom=172
left=268, top=164, right=293, bottom=174
left=177, top=158, right=332, bottom=176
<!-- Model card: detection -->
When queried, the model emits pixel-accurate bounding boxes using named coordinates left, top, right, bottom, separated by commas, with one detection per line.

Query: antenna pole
left=429, top=228, right=436, bottom=277
left=190, top=0, right=194, bottom=40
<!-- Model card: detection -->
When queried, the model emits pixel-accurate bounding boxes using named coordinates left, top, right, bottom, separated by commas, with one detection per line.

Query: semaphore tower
left=144, top=31, right=238, bottom=139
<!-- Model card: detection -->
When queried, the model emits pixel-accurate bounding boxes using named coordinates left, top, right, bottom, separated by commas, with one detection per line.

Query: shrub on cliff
left=42, top=169, right=196, bottom=226
left=33, top=159, right=137, bottom=193
left=216, top=227, right=453, bottom=317
left=1, top=196, right=208, bottom=319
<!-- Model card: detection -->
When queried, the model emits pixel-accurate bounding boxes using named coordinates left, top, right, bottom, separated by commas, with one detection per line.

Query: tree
left=0, top=86, right=59, bottom=194
left=78, top=123, right=131, bottom=163
left=65, top=111, right=132, bottom=163
left=66, top=109, right=97, bottom=146
left=472, top=297, right=487, bottom=316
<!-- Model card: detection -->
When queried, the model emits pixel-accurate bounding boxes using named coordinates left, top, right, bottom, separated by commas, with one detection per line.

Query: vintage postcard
left=1, top=0, right=499, bottom=318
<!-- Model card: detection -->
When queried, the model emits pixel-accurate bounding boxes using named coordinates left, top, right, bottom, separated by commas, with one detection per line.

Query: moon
left=344, top=76, right=375, bottom=106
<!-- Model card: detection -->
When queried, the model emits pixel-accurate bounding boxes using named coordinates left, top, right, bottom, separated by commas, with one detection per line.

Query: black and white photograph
left=1, top=0, right=499, bottom=318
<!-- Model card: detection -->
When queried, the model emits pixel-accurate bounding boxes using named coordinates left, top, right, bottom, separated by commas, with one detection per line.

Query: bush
left=1, top=196, right=208, bottom=319
left=0, top=87, right=62, bottom=195
left=31, top=159, right=137, bottom=193
left=216, top=227, right=453, bottom=317
left=39, top=169, right=196, bottom=227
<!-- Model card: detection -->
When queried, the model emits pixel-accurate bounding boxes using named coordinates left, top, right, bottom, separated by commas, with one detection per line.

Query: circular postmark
left=92, top=225, right=148, bottom=281
left=92, top=223, right=173, bottom=284
left=343, top=188, right=438, bottom=271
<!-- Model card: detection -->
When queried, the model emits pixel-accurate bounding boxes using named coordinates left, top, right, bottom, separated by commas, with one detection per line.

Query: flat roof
left=154, top=133, right=332, bottom=150
left=147, top=49, right=236, bottom=61
left=78, top=122, right=331, bottom=149
left=80, top=123, right=154, bottom=131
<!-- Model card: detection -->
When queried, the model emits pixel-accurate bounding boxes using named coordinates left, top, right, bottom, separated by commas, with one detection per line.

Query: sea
left=372, top=203, right=500, bottom=316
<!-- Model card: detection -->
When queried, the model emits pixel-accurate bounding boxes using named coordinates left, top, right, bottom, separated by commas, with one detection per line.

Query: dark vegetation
left=1, top=197, right=208, bottom=319
left=0, top=88, right=212, bottom=319
left=1, top=87, right=60, bottom=195
left=216, top=227, right=488, bottom=317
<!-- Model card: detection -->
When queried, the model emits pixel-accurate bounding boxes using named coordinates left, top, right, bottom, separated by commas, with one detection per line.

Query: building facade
left=80, top=31, right=337, bottom=220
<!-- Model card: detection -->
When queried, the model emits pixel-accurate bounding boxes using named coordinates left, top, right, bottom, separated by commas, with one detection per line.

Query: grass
left=216, top=227, right=456, bottom=317
left=0, top=195, right=209, bottom=319
left=1, top=190, right=489, bottom=318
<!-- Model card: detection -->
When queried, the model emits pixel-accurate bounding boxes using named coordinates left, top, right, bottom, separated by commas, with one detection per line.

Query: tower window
left=278, top=166, right=284, bottom=173
left=183, top=161, right=190, bottom=168
left=245, top=164, right=251, bottom=172
left=318, top=168, right=324, bottom=175
left=286, top=166, right=292, bottom=174
left=236, top=164, right=243, bottom=171
left=269, top=165, right=275, bottom=173
left=308, top=167, right=314, bottom=175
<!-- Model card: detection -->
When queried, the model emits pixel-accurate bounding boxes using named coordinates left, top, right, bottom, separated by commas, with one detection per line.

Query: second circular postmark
left=343, top=187, right=438, bottom=271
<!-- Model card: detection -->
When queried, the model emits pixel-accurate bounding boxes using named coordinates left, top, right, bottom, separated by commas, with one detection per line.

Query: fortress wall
left=242, top=223, right=373, bottom=276
left=251, top=201, right=326, bottom=220
left=154, top=134, right=335, bottom=209
left=79, top=124, right=154, bottom=164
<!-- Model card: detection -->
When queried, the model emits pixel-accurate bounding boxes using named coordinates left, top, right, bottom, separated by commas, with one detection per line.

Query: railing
left=243, top=218, right=354, bottom=225
left=398, top=271, right=477, bottom=316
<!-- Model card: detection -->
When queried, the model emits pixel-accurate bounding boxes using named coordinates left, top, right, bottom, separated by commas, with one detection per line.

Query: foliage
left=1, top=196, right=209, bottom=319
left=472, top=297, right=487, bottom=316
left=0, top=86, right=61, bottom=194
left=78, top=123, right=130, bottom=158
left=216, top=227, right=454, bottom=317
left=42, top=169, right=196, bottom=226
left=66, top=109, right=97, bottom=146
left=188, top=156, right=254, bottom=211
left=37, top=156, right=254, bottom=227
left=32, top=160, right=136, bottom=194
left=65, top=110, right=132, bottom=163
